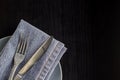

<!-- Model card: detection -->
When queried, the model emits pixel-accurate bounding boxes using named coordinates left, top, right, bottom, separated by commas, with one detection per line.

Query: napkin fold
left=0, top=20, right=67, bottom=80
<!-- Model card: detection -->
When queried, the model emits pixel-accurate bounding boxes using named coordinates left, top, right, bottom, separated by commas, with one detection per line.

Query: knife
left=14, top=36, right=53, bottom=80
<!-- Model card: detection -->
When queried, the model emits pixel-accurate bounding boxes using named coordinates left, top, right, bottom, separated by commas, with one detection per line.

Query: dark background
left=0, top=0, right=119, bottom=80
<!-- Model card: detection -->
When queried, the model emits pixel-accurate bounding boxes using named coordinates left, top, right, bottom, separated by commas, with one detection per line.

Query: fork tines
left=16, top=34, right=28, bottom=55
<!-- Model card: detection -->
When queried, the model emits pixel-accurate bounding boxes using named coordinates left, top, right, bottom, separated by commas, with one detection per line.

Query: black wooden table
left=0, top=0, right=119, bottom=80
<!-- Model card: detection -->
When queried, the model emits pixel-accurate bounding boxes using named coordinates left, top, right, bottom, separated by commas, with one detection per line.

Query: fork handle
left=8, top=64, right=18, bottom=80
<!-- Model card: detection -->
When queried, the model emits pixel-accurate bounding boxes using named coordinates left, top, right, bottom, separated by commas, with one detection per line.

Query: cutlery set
left=8, top=34, right=53, bottom=80
left=0, top=20, right=67, bottom=80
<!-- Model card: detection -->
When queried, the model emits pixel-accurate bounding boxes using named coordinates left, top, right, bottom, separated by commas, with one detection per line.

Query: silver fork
left=8, top=34, right=28, bottom=80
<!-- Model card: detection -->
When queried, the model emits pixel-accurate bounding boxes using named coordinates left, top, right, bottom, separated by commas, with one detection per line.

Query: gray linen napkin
left=44, top=47, right=67, bottom=80
left=0, top=20, right=67, bottom=80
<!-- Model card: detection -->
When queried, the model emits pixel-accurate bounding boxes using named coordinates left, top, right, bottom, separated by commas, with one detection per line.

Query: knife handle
left=19, top=48, right=44, bottom=75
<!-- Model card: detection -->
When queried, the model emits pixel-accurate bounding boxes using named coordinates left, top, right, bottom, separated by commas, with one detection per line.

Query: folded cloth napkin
left=0, top=20, right=67, bottom=80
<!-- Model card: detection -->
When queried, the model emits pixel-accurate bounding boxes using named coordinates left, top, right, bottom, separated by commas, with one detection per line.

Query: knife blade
left=14, top=36, right=53, bottom=80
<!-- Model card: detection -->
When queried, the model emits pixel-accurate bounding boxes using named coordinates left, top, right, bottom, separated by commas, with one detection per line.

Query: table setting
left=0, top=19, right=67, bottom=80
